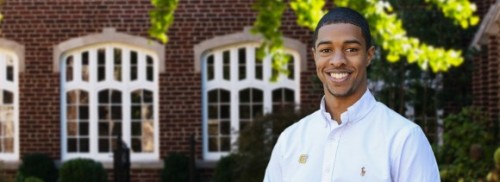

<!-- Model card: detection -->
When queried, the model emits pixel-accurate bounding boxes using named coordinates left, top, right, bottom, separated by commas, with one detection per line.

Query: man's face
left=312, top=23, right=374, bottom=99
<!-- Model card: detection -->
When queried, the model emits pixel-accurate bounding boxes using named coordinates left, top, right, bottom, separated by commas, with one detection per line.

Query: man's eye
left=320, top=49, right=332, bottom=53
left=345, top=48, right=358, bottom=53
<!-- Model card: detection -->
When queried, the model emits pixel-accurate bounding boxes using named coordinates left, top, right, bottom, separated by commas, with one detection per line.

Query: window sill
left=0, top=161, right=20, bottom=170
left=101, top=160, right=164, bottom=169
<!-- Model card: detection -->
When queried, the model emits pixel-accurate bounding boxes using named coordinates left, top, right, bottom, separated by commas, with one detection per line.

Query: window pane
left=99, top=122, right=109, bottom=136
left=220, top=137, right=230, bottom=151
left=207, top=55, right=214, bottom=81
left=80, top=138, right=89, bottom=152
left=255, top=48, right=263, bottom=80
left=142, top=121, right=154, bottom=152
left=208, top=137, right=218, bottom=152
left=6, top=66, right=13, bottom=82
left=78, top=106, right=89, bottom=120
left=239, top=89, right=250, bottom=102
left=223, top=51, right=230, bottom=80
left=208, top=122, right=218, bottom=136
left=98, top=106, right=108, bottom=119
left=131, top=90, right=141, bottom=103
left=220, top=90, right=230, bottom=102
left=67, top=122, right=77, bottom=136
left=67, top=138, right=77, bottom=152
left=82, top=52, right=89, bottom=81
left=131, top=106, right=141, bottom=119
left=98, top=90, right=109, bottom=104
left=66, top=56, right=73, bottom=82
left=287, top=55, right=294, bottom=80
left=253, top=89, right=263, bottom=102
left=220, top=121, right=230, bottom=135
left=238, top=48, right=246, bottom=80
left=147, top=56, right=154, bottom=81
left=144, top=90, right=153, bottom=103
left=132, top=138, right=141, bottom=152
left=79, top=122, right=89, bottom=136
left=98, top=138, right=109, bottom=152
left=285, top=89, right=295, bottom=102
left=220, top=105, right=230, bottom=119
left=208, top=90, right=217, bottom=103
left=98, top=48, right=106, bottom=81
left=114, top=48, right=122, bottom=81
left=80, top=91, right=89, bottom=104
left=130, top=51, right=138, bottom=81
left=111, top=106, right=122, bottom=119
left=272, top=89, right=282, bottom=102
left=111, top=90, right=122, bottom=104
left=4, top=138, right=13, bottom=152
left=131, top=122, right=141, bottom=136
left=3, top=91, right=13, bottom=104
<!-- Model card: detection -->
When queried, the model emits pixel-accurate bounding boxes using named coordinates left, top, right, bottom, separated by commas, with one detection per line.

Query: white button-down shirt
left=264, top=90, right=440, bottom=182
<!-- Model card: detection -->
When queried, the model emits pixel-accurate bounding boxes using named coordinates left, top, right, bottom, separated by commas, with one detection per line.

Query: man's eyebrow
left=344, top=39, right=362, bottom=45
left=316, top=40, right=331, bottom=48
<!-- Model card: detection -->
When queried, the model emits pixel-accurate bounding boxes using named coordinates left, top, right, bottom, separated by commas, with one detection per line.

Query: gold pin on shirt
left=298, top=154, right=308, bottom=164
left=361, top=167, right=366, bottom=176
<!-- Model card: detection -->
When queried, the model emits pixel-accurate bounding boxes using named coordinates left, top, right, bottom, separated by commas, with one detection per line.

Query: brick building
left=471, top=0, right=500, bottom=140
left=0, top=0, right=319, bottom=181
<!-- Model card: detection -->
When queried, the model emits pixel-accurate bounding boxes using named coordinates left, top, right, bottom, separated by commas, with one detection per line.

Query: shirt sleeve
left=391, top=126, right=441, bottom=182
left=263, top=132, right=286, bottom=182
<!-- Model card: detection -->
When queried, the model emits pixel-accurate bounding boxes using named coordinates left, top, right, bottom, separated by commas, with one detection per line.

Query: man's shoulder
left=371, top=102, right=420, bottom=130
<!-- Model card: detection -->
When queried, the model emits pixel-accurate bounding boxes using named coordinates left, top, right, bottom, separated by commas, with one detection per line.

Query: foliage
left=436, top=107, right=495, bottom=182
left=16, top=153, right=57, bottom=182
left=23, top=177, right=44, bottom=182
left=161, top=153, right=190, bottom=182
left=59, top=158, right=107, bottom=182
left=250, top=0, right=289, bottom=81
left=231, top=108, right=312, bottom=182
left=212, top=154, right=240, bottom=182
left=149, top=0, right=178, bottom=44
left=148, top=0, right=478, bottom=74
left=486, top=147, right=500, bottom=182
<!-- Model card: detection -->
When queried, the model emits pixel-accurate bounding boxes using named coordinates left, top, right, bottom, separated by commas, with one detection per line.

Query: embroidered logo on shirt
left=298, top=154, right=308, bottom=164
left=361, top=167, right=366, bottom=176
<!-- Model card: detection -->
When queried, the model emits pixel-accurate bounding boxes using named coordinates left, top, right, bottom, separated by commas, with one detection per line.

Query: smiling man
left=264, top=7, right=440, bottom=182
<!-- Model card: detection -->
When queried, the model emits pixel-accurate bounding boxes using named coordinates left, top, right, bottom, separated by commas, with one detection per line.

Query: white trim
left=60, top=43, right=159, bottom=162
left=194, top=26, right=308, bottom=72
left=201, top=43, right=301, bottom=160
left=54, top=28, right=165, bottom=73
left=471, top=2, right=500, bottom=49
left=0, top=49, right=20, bottom=161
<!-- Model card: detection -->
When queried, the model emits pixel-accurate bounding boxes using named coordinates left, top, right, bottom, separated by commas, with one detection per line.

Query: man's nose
left=329, top=51, right=346, bottom=67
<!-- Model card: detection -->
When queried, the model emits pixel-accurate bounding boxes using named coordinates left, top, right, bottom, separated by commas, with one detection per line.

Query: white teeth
left=330, top=73, right=348, bottom=79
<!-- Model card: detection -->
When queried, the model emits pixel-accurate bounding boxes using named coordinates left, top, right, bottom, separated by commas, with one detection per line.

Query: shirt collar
left=320, top=89, right=377, bottom=126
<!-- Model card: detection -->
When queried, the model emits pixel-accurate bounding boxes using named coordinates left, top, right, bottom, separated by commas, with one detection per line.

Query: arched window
left=201, top=43, right=301, bottom=160
left=61, top=44, right=160, bottom=161
left=0, top=45, right=22, bottom=161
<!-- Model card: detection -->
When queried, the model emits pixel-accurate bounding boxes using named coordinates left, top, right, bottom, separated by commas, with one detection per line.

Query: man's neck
left=325, top=88, right=367, bottom=124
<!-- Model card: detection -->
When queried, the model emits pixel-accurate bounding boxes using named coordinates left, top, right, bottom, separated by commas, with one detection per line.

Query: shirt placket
left=321, top=124, right=345, bottom=182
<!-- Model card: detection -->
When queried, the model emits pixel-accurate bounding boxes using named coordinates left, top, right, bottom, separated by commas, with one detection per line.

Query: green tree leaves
left=149, top=0, right=178, bottom=44
left=146, top=0, right=479, bottom=74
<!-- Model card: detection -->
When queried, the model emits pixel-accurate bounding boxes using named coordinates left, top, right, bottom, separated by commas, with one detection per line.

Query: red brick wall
left=472, top=0, right=499, bottom=128
left=0, top=0, right=319, bottom=181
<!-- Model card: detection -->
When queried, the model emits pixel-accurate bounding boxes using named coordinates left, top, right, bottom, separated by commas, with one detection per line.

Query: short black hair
left=313, top=7, right=372, bottom=50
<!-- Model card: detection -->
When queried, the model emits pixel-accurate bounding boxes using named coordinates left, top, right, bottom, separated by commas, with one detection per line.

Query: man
left=264, top=7, right=440, bottom=182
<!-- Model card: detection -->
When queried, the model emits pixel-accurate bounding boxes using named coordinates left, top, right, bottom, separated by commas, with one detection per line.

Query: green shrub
left=16, top=153, right=57, bottom=182
left=24, top=177, right=44, bottom=182
left=162, top=153, right=190, bottom=182
left=437, top=107, right=495, bottom=182
left=234, top=108, right=312, bottom=182
left=59, top=158, right=107, bottom=182
left=212, top=154, right=240, bottom=182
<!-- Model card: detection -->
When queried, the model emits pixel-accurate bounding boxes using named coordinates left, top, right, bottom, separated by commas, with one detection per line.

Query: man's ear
left=366, top=46, right=375, bottom=66
left=311, top=47, right=316, bottom=61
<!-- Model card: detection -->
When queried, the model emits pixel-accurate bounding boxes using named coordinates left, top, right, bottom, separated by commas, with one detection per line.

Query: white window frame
left=60, top=43, right=160, bottom=162
left=0, top=49, right=20, bottom=161
left=201, top=43, right=301, bottom=160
